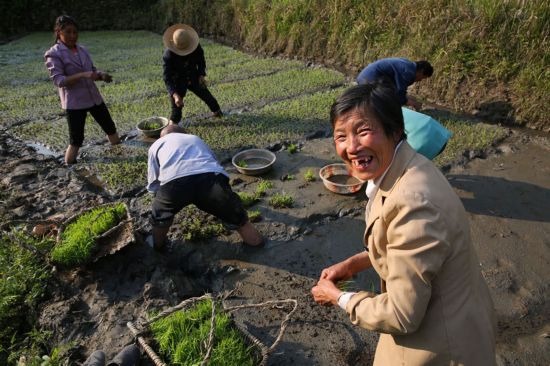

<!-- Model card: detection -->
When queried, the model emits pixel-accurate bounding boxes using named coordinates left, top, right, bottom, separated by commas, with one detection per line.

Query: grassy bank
left=151, top=0, right=549, bottom=131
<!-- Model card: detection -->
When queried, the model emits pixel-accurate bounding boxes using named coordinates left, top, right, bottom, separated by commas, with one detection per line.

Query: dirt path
left=1, top=127, right=549, bottom=365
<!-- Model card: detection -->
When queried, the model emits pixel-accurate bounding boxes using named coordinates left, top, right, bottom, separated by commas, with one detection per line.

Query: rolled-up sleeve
left=346, top=193, right=451, bottom=334
left=45, top=52, right=67, bottom=88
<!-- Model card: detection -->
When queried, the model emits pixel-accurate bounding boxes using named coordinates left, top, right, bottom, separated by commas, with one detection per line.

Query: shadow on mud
left=448, top=175, right=550, bottom=222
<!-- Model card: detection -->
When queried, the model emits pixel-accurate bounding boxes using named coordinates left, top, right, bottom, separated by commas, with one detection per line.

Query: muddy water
left=242, top=157, right=271, bottom=168
left=327, top=174, right=361, bottom=185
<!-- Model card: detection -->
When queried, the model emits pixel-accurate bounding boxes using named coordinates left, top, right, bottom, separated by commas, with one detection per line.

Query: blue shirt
left=356, top=58, right=417, bottom=105
left=147, top=133, right=228, bottom=192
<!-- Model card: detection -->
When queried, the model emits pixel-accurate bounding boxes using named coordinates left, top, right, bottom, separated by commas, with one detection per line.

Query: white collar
left=365, top=140, right=404, bottom=199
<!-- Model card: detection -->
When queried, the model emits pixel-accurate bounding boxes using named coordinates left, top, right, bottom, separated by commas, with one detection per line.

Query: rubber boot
left=107, top=344, right=140, bottom=366
left=83, top=350, right=106, bottom=366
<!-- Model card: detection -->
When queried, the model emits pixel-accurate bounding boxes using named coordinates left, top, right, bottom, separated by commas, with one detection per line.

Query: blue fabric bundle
left=402, top=107, right=452, bottom=160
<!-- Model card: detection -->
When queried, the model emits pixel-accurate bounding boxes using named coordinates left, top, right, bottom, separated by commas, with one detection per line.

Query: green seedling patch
left=269, top=193, right=294, bottom=208
left=150, top=299, right=258, bottom=366
left=51, top=203, right=127, bottom=267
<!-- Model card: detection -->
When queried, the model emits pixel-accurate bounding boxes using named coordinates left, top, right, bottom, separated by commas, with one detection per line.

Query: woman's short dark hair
left=415, top=60, right=433, bottom=77
left=330, top=82, right=406, bottom=140
left=54, top=15, right=77, bottom=41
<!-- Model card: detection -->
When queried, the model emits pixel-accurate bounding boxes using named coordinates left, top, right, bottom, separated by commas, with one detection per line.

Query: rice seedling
left=238, top=192, right=260, bottom=208
left=247, top=209, right=262, bottom=222
left=287, top=143, right=298, bottom=154
left=51, top=203, right=126, bottom=267
left=281, top=174, right=295, bottom=181
left=182, top=218, right=225, bottom=242
left=150, top=299, right=258, bottom=366
left=236, top=160, right=248, bottom=168
left=269, top=193, right=293, bottom=208
left=336, top=280, right=357, bottom=292
left=303, top=169, right=316, bottom=182
left=255, top=180, right=273, bottom=196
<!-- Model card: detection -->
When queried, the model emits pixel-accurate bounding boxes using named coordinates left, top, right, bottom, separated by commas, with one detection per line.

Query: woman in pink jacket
left=45, top=15, right=120, bottom=164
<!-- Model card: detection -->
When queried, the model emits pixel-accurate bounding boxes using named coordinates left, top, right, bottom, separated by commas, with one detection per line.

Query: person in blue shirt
left=356, top=58, right=433, bottom=110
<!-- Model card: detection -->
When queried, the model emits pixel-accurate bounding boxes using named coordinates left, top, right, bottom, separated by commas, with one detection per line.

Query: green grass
left=255, top=180, right=273, bottom=196
left=173, top=206, right=227, bottom=242
left=287, top=143, right=298, bottom=154
left=269, top=193, right=294, bottom=208
left=238, top=192, right=260, bottom=208
left=0, top=228, right=53, bottom=365
left=303, top=169, right=316, bottom=182
left=51, top=203, right=126, bottom=267
left=247, top=209, right=262, bottom=223
left=150, top=299, right=258, bottom=366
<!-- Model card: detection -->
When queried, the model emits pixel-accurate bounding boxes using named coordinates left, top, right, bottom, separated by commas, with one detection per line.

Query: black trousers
left=66, top=103, right=117, bottom=146
left=169, top=80, right=221, bottom=123
left=150, top=173, right=247, bottom=230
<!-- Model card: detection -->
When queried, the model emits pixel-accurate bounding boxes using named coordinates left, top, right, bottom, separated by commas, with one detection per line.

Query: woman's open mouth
left=352, top=156, right=373, bottom=169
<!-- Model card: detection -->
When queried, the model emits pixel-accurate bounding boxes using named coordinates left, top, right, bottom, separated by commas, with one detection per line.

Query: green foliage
left=238, top=192, right=259, bottom=208
left=182, top=218, right=225, bottom=242
left=236, top=160, right=248, bottom=168
left=150, top=299, right=257, bottom=366
left=255, top=180, right=273, bottom=196
left=247, top=209, right=262, bottom=223
left=303, top=169, right=316, bottom=182
left=269, top=193, right=294, bottom=208
left=141, top=120, right=163, bottom=130
left=432, top=116, right=508, bottom=167
left=281, top=174, right=295, bottom=181
left=287, top=143, right=298, bottom=154
left=51, top=203, right=126, bottom=267
left=0, top=229, right=52, bottom=365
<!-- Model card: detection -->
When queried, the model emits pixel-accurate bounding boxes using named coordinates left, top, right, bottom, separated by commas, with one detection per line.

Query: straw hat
left=163, top=24, right=199, bottom=56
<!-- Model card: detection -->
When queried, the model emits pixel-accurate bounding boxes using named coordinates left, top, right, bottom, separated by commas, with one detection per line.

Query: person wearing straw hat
left=162, top=24, right=223, bottom=125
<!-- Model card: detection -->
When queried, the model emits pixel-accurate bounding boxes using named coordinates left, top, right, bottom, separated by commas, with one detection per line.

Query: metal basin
left=136, top=117, right=169, bottom=138
left=232, top=149, right=276, bottom=176
left=319, top=164, right=365, bottom=194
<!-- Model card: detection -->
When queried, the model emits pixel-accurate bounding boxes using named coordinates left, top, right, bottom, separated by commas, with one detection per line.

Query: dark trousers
left=169, top=80, right=221, bottom=123
left=66, top=103, right=117, bottom=146
left=150, top=173, right=247, bottom=230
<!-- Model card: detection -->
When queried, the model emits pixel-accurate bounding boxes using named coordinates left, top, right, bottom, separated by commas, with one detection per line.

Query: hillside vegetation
left=1, top=0, right=548, bottom=131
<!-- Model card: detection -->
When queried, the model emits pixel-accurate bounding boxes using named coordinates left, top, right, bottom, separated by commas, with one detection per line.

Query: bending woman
left=45, top=15, right=120, bottom=164
left=311, top=83, right=496, bottom=365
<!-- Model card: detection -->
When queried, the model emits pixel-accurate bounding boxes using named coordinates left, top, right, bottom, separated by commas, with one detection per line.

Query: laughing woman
left=311, top=83, right=496, bottom=365
left=45, top=15, right=120, bottom=164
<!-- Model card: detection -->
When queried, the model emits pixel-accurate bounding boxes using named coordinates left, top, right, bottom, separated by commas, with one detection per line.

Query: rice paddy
left=1, top=30, right=508, bottom=214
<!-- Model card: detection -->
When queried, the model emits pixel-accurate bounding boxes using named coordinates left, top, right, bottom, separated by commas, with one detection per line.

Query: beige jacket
left=346, top=142, right=496, bottom=365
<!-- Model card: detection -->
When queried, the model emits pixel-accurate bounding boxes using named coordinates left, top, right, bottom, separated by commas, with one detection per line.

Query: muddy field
left=1, top=124, right=549, bottom=365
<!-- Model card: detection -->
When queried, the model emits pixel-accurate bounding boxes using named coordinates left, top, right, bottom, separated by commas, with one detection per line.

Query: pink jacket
left=44, top=42, right=104, bottom=110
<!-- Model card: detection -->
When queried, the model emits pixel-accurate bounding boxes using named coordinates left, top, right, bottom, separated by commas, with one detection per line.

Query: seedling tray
left=54, top=202, right=134, bottom=267
left=127, top=292, right=297, bottom=366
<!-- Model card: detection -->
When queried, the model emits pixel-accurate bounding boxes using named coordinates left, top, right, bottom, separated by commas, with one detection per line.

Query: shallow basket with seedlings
left=51, top=202, right=133, bottom=268
left=127, top=292, right=298, bottom=366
